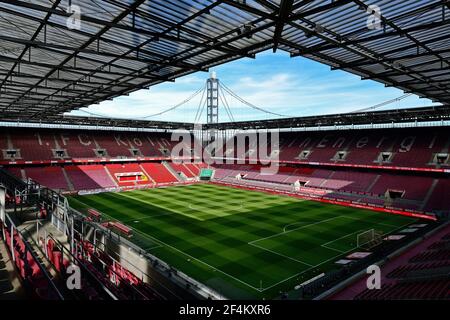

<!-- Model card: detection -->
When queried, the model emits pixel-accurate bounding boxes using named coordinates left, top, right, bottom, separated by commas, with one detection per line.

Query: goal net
left=357, top=229, right=384, bottom=249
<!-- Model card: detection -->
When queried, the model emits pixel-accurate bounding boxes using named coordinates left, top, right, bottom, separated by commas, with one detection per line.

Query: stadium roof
left=1, top=0, right=450, bottom=122
left=205, top=105, right=450, bottom=130
left=3, top=105, right=450, bottom=131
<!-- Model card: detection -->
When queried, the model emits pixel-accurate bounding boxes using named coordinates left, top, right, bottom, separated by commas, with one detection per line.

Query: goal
left=357, top=229, right=384, bottom=249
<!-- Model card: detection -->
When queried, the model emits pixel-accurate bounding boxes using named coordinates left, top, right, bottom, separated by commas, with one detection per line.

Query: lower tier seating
left=105, top=164, right=150, bottom=187
left=169, top=163, right=196, bottom=178
left=332, top=225, right=450, bottom=300
left=140, top=163, right=179, bottom=184
left=210, top=165, right=446, bottom=214
left=25, top=167, right=68, bottom=190
left=65, top=165, right=116, bottom=190
left=4, top=162, right=450, bottom=217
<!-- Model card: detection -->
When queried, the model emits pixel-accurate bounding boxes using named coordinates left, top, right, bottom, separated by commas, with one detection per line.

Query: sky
left=68, top=49, right=439, bottom=123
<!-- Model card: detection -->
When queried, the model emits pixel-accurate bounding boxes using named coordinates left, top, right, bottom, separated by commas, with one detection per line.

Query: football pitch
left=68, top=183, right=417, bottom=299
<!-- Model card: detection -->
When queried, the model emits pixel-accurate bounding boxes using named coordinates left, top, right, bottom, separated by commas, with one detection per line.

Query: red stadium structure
left=0, top=0, right=449, bottom=303
left=2, top=127, right=449, bottom=219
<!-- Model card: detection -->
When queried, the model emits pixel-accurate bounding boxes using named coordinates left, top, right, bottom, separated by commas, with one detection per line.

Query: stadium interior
left=0, top=0, right=449, bottom=302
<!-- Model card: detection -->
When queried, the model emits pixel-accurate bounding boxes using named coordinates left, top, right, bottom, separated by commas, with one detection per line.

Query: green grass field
left=68, top=183, right=417, bottom=299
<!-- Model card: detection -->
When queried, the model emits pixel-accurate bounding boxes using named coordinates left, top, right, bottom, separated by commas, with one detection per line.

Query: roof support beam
left=0, top=0, right=62, bottom=92
left=273, top=0, right=294, bottom=53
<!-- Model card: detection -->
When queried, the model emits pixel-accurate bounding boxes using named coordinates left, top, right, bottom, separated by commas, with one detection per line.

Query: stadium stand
left=0, top=128, right=178, bottom=162
left=10, top=131, right=55, bottom=161
left=0, top=220, right=62, bottom=299
left=105, top=164, right=151, bottom=187
left=329, top=224, right=450, bottom=300
left=24, top=167, right=68, bottom=191
left=65, top=165, right=116, bottom=190
left=3, top=129, right=448, bottom=219
left=224, top=128, right=450, bottom=170
left=2, top=127, right=450, bottom=171
left=356, top=227, right=450, bottom=300
left=169, top=163, right=197, bottom=179
left=140, top=163, right=179, bottom=184
left=209, top=163, right=445, bottom=216
left=425, top=179, right=450, bottom=214
left=185, top=163, right=202, bottom=175
left=2, top=0, right=450, bottom=302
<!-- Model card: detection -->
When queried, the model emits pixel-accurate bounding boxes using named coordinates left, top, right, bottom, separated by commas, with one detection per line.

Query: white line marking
left=341, top=215, right=399, bottom=228
left=73, top=188, right=419, bottom=294
left=250, top=216, right=345, bottom=244
left=259, top=219, right=417, bottom=292
left=135, top=230, right=263, bottom=292
left=321, top=245, right=345, bottom=253
left=115, top=192, right=205, bottom=221
left=249, top=242, right=314, bottom=267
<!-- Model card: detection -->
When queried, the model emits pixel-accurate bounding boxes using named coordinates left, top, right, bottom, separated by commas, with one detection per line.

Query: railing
left=0, top=213, right=65, bottom=300
left=67, top=207, right=226, bottom=300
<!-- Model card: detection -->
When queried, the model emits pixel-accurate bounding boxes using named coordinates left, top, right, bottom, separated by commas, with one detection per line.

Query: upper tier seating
left=2, top=126, right=450, bottom=170
left=11, top=132, right=54, bottom=160
left=220, top=127, right=450, bottom=169
left=0, top=128, right=190, bottom=162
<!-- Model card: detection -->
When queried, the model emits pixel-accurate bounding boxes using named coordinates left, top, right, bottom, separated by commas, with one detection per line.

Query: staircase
left=319, top=170, right=335, bottom=187
left=421, top=179, right=439, bottom=211
left=366, top=174, right=381, bottom=193
left=162, top=162, right=182, bottom=182
left=104, top=166, right=119, bottom=187
left=61, top=167, right=74, bottom=191
left=20, top=169, right=27, bottom=180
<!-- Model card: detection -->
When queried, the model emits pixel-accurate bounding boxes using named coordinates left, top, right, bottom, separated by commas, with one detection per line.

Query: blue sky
left=69, top=49, right=439, bottom=123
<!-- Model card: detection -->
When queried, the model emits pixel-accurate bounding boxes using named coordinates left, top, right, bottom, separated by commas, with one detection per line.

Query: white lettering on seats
left=299, top=137, right=311, bottom=148
left=60, top=134, right=69, bottom=146
left=429, top=135, right=437, bottom=149
left=35, top=133, right=43, bottom=146
left=356, top=136, right=369, bottom=148
left=114, top=135, right=128, bottom=146
left=333, top=137, right=346, bottom=148
left=399, top=136, right=416, bottom=152
left=78, top=134, right=91, bottom=146
left=317, top=136, right=330, bottom=148
left=376, top=136, right=388, bottom=148
left=133, top=137, right=142, bottom=146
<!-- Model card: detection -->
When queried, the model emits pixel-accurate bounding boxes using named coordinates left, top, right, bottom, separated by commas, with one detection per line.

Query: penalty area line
left=248, top=242, right=314, bottom=267
left=134, top=230, right=263, bottom=292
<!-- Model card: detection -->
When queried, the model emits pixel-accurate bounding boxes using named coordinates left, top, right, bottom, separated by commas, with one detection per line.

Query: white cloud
left=68, top=53, right=438, bottom=123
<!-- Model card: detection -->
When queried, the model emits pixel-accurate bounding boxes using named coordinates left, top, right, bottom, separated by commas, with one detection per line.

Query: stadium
left=0, top=0, right=449, bottom=303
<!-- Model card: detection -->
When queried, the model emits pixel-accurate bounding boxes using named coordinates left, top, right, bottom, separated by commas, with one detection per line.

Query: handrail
left=2, top=213, right=65, bottom=300
left=34, top=220, right=119, bottom=300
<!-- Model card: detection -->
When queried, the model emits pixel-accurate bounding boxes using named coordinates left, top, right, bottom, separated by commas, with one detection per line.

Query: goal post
left=357, top=229, right=374, bottom=248
left=357, top=229, right=384, bottom=249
